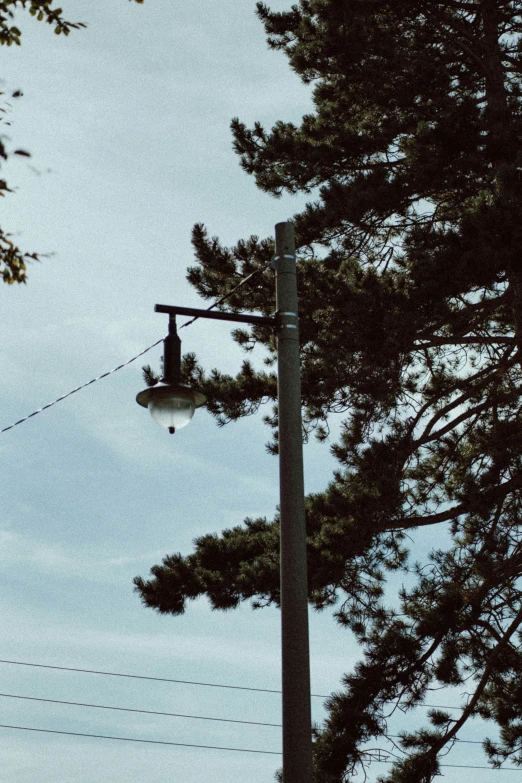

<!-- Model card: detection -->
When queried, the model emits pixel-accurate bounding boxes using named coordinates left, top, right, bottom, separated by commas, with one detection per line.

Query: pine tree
left=135, top=2, right=522, bottom=780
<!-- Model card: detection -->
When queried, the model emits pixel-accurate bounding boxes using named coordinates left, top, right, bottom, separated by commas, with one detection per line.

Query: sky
left=0, top=2, right=510, bottom=782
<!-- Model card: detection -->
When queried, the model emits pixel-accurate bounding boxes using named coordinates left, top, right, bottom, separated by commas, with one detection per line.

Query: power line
left=439, top=764, right=518, bottom=771
left=0, top=723, right=280, bottom=756
left=0, top=692, right=485, bottom=744
left=0, top=660, right=505, bottom=757
left=0, top=337, right=165, bottom=434
left=0, top=263, right=270, bottom=435
left=0, top=692, right=279, bottom=728
left=0, top=659, right=282, bottom=695
left=0, top=724, right=519, bottom=771
left=0, top=658, right=465, bottom=708
left=179, top=263, right=271, bottom=329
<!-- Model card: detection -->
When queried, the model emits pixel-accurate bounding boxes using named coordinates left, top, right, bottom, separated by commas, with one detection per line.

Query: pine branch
left=415, top=335, right=516, bottom=347
left=428, top=603, right=522, bottom=755
left=388, top=473, right=522, bottom=532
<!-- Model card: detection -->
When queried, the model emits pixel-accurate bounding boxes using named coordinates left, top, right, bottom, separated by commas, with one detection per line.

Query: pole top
left=273, top=222, right=296, bottom=273
left=275, top=222, right=295, bottom=258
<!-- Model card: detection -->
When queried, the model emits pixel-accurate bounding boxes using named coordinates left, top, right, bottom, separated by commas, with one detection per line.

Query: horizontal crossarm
left=155, top=304, right=276, bottom=327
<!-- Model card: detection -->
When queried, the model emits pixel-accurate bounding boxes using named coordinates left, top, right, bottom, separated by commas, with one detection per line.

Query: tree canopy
left=135, top=2, right=522, bottom=780
left=0, top=0, right=143, bottom=285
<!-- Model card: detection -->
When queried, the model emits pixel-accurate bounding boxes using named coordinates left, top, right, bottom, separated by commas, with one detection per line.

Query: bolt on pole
left=274, top=221, right=313, bottom=783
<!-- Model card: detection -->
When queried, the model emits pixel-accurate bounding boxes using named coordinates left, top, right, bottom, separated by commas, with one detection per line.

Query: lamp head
left=136, top=382, right=206, bottom=434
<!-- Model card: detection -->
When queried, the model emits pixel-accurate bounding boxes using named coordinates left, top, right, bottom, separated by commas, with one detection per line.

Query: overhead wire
left=0, top=724, right=519, bottom=771
left=0, top=692, right=280, bottom=728
left=0, top=692, right=487, bottom=745
left=0, top=661, right=507, bottom=765
left=0, top=336, right=165, bottom=434
left=0, top=658, right=282, bottom=695
left=0, top=723, right=280, bottom=755
left=0, top=656, right=505, bottom=754
left=0, top=658, right=464, bottom=707
left=0, top=262, right=270, bottom=435
left=179, top=263, right=271, bottom=329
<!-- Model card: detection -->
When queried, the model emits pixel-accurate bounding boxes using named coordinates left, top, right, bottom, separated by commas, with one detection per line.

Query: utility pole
left=137, top=221, right=314, bottom=782
left=274, top=222, right=313, bottom=783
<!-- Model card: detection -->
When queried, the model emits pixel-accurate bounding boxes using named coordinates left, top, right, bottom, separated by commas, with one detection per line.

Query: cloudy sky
left=0, top=2, right=501, bottom=781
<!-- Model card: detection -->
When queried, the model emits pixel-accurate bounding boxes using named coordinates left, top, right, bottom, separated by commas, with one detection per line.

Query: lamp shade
left=136, top=382, right=206, bottom=434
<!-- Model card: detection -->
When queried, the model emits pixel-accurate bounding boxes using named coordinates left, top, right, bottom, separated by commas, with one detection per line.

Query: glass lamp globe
left=149, top=391, right=195, bottom=433
left=136, top=382, right=206, bottom=434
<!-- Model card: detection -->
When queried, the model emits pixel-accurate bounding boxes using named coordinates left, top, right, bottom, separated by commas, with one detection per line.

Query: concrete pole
left=274, top=222, right=313, bottom=783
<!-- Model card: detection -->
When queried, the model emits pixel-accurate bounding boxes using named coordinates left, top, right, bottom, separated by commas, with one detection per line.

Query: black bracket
left=155, top=304, right=276, bottom=328
left=157, top=305, right=277, bottom=386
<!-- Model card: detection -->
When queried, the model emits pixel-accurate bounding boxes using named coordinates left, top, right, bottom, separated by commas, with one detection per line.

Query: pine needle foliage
left=135, top=2, right=522, bottom=780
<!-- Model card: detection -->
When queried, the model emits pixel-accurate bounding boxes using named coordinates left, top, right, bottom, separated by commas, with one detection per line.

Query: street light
left=136, top=314, right=206, bottom=433
left=137, top=222, right=313, bottom=783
